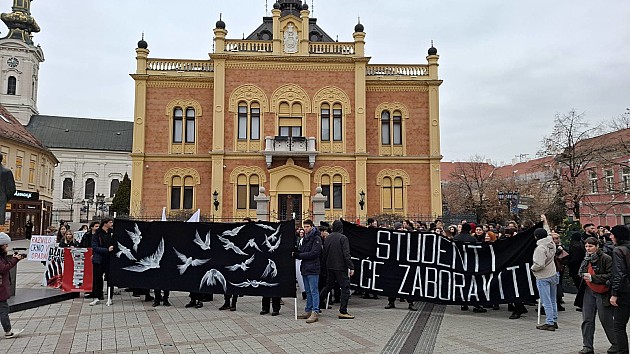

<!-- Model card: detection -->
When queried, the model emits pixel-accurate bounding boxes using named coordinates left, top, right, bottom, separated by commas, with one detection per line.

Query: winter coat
left=531, top=236, right=557, bottom=279
left=0, top=255, right=19, bottom=301
left=453, top=232, right=477, bottom=243
left=568, top=240, right=586, bottom=276
left=611, top=240, right=630, bottom=298
left=92, top=228, right=113, bottom=265
left=574, top=249, right=613, bottom=308
left=297, top=228, right=322, bottom=276
left=0, top=165, right=16, bottom=225
left=59, top=240, right=79, bottom=248
left=323, top=231, right=354, bottom=272
left=80, top=231, right=95, bottom=248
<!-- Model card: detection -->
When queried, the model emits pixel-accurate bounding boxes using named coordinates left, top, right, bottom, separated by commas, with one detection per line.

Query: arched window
left=237, top=101, right=261, bottom=141
left=172, top=107, right=196, bottom=144
left=110, top=179, right=120, bottom=197
left=170, top=176, right=194, bottom=210
left=381, top=111, right=390, bottom=145
left=236, top=174, right=260, bottom=210
left=320, top=103, right=343, bottom=142
left=321, top=174, right=343, bottom=210
left=278, top=102, right=302, bottom=137
left=7, top=76, right=16, bottom=95
left=62, top=178, right=73, bottom=199
left=85, top=178, right=95, bottom=199
left=378, top=169, right=410, bottom=214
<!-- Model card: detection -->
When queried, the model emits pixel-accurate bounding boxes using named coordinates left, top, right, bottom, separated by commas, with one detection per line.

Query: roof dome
left=302, top=2, right=309, bottom=10
left=216, top=19, right=226, bottom=29
left=137, top=34, right=148, bottom=49
left=354, top=22, right=364, bottom=32
left=273, top=2, right=280, bottom=9
left=428, top=43, right=437, bottom=55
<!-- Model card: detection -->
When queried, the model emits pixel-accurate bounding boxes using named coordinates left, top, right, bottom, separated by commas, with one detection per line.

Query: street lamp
left=95, top=193, right=105, bottom=218
left=497, top=190, right=520, bottom=219
left=358, top=190, right=365, bottom=210
left=213, top=190, right=220, bottom=211
left=84, top=198, right=94, bottom=221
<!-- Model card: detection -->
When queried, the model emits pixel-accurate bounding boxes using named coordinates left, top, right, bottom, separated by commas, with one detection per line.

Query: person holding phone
left=0, top=232, right=25, bottom=339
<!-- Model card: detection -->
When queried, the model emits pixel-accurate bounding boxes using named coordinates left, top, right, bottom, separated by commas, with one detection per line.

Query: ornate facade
left=130, top=0, right=443, bottom=222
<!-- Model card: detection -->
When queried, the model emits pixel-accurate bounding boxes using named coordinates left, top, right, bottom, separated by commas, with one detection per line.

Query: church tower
left=0, top=0, right=43, bottom=125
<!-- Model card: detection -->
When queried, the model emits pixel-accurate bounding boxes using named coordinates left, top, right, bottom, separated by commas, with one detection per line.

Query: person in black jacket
left=319, top=220, right=355, bottom=319
left=80, top=221, right=99, bottom=248
left=610, top=225, right=630, bottom=354
left=453, top=223, right=487, bottom=313
left=568, top=231, right=586, bottom=311
left=293, top=219, right=322, bottom=323
left=90, top=218, right=115, bottom=306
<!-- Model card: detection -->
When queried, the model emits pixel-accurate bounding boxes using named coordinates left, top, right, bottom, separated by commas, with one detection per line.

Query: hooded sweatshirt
left=322, top=220, right=354, bottom=272
left=531, top=235, right=557, bottom=279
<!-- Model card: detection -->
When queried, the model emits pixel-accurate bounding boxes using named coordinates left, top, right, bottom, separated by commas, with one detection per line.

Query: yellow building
left=130, top=0, right=442, bottom=222
left=0, top=104, right=57, bottom=238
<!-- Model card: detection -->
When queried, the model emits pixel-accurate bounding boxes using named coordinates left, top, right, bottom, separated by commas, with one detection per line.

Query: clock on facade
left=7, top=57, right=19, bottom=68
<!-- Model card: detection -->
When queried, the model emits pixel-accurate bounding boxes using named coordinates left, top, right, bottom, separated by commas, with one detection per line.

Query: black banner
left=109, top=219, right=297, bottom=297
left=345, top=221, right=541, bottom=305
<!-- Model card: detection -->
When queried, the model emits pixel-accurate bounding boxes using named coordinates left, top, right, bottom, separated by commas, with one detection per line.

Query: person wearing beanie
left=531, top=215, right=559, bottom=331
left=610, top=224, right=630, bottom=354
left=0, top=232, right=25, bottom=339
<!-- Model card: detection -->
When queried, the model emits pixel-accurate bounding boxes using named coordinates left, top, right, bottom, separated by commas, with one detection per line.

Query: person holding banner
left=293, top=219, right=322, bottom=323
left=319, top=220, right=355, bottom=319
left=90, top=218, right=115, bottom=306
left=0, top=232, right=25, bottom=339
left=531, top=224, right=559, bottom=331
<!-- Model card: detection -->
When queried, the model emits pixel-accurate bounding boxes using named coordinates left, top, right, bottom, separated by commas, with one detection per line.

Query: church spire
left=1, top=0, right=40, bottom=45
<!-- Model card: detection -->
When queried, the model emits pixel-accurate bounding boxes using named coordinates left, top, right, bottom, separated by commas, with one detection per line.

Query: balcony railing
left=146, top=59, right=214, bottom=72
left=309, top=42, right=355, bottom=55
left=366, top=64, right=429, bottom=76
left=263, top=136, right=318, bottom=168
left=225, top=39, right=273, bottom=53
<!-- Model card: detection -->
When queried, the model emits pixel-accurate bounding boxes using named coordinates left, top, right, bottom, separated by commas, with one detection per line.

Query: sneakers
left=260, top=310, right=270, bottom=315
left=271, top=311, right=279, bottom=316
left=552, top=322, right=558, bottom=329
left=536, top=323, right=555, bottom=331
left=219, top=303, right=230, bottom=310
left=297, top=312, right=310, bottom=319
left=89, top=299, right=100, bottom=306
left=229, top=306, right=236, bottom=311
left=578, top=348, right=594, bottom=354
left=338, top=312, right=355, bottom=319
left=194, top=301, right=203, bottom=309
left=385, top=302, right=396, bottom=309
left=4, top=329, right=24, bottom=339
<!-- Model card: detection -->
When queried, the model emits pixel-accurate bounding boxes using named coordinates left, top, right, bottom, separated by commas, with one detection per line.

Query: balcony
left=263, top=136, right=318, bottom=168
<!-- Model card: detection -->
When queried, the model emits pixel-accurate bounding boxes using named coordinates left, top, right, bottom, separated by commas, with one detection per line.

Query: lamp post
left=358, top=190, right=365, bottom=211
left=95, top=193, right=105, bottom=218
left=84, top=198, right=94, bottom=221
left=213, top=190, right=220, bottom=211
left=497, top=190, right=520, bottom=221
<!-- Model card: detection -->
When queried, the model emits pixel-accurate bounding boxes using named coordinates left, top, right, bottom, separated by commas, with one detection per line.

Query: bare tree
left=605, top=108, right=630, bottom=132
left=539, top=110, right=601, bottom=220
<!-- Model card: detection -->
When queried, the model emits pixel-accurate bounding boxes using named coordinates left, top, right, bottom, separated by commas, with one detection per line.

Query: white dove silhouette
left=255, top=223, right=276, bottom=231
left=217, top=235, right=248, bottom=255
left=199, top=269, right=227, bottom=292
left=193, top=230, right=211, bottom=250
left=221, top=225, right=246, bottom=237
left=115, top=242, right=136, bottom=261
left=263, top=234, right=282, bottom=253
left=123, top=238, right=164, bottom=272
left=266, top=225, right=281, bottom=243
left=261, top=259, right=278, bottom=278
left=243, top=238, right=262, bottom=252
left=173, top=248, right=210, bottom=275
left=226, top=254, right=255, bottom=271
left=125, top=223, right=142, bottom=251
left=230, top=279, right=278, bottom=288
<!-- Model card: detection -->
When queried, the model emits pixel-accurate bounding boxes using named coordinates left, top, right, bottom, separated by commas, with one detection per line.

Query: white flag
left=187, top=209, right=200, bottom=222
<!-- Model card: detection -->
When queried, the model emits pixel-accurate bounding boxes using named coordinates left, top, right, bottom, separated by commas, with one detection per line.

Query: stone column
left=254, top=187, right=270, bottom=221
left=311, top=187, right=327, bottom=225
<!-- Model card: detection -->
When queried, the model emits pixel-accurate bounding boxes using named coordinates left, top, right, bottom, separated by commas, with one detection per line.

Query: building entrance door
left=278, top=194, right=302, bottom=222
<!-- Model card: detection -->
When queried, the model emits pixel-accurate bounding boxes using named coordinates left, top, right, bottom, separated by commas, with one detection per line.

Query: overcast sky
left=9, top=0, right=629, bottom=164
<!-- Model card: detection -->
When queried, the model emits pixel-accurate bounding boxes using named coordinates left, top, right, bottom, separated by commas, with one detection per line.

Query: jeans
left=320, top=269, right=351, bottom=314
left=0, top=300, right=10, bottom=333
left=613, top=301, right=630, bottom=354
left=302, top=274, right=320, bottom=313
left=581, top=287, right=617, bottom=351
left=536, top=273, right=559, bottom=325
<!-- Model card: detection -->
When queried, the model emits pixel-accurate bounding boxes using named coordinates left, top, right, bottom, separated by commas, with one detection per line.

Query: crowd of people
left=1, top=215, right=629, bottom=354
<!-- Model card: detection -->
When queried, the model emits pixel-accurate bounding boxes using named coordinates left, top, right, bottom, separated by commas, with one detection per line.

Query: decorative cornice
left=214, top=53, right=357, bottom=64
left=374, top=102, right=409, bottom=119
left=314, top=166, right=351, bottom=183
left=367, top=86, right=429, bottom=92
left=165, top=99, right=203, bottom=117
left=147, top=81, right=213, bottom=89
left=376, top=169, right=411, bottom=186
left=163, top=167, right=201, bottom=185
left=271, top=84, right=312, bottom=113
left=228, top=84, right=269, bottom=113
left=312, top=86, right=352, bottom=114
left=229, top=166, right=267, bottom=184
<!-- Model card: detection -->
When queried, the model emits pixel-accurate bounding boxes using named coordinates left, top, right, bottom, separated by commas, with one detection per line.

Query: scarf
left=578, top=250, right=600, bottom=275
